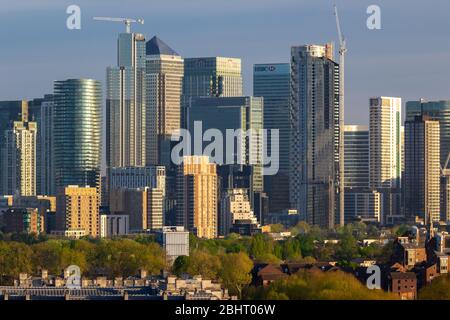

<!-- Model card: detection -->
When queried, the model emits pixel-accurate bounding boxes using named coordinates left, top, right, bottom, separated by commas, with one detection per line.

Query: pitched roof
left=146, top=36, right=179, bottom=56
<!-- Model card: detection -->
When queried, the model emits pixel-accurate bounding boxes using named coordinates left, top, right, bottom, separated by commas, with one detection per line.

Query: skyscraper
left=53, top=79, right=102, bottom=194
left=344, top=125, right=369, bottom=190
left=289, top=44, right=342, bottom=229
left=182, top=57, right=242, bottom=127
left=28, top=95, right=55, bottom=196
left=404, top=115, right=440, bottom=224
left=106, top=32, right=147, bottom=168
left=2, top=112, right=37, bottom=196
left=146, top=36, right=184, bottom=166
left=176, top=156, right=217, bottom=239
left=0, top=100, right=28, bottom=195
left=406, top=100, right=450, bottom=168
left=253, top=63, right=290, bottom=213
left=187, top=96, right=264, bottom=200
left=369, top=97, right=402, bottom=224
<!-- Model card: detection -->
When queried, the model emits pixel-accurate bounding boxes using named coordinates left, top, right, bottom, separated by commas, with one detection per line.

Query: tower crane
left=334, top=5, right=347, bottom=226
left=93, top=16, right=144, bottom=33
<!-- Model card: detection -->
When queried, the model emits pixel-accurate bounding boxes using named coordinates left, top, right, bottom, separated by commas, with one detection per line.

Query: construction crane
left=93, top=16, right=144, bottom=34
left=441, top=152, right=450, bottom=176
left=334, top=5, right=347, bottom=227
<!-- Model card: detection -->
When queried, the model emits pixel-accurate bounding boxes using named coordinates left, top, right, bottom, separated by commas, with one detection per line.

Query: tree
left=186, top=249, right=221, bottom=279
left=419, top=275, right=450, bottom=300
left=269, top=224, right=285, bottom=233
left=0, top=241, right=33, bottom=284
left=32, top=240, right=65, bottom=274
left=172, top=256, right=189, bottom=276
left=219, top=252, right=253, bottom=299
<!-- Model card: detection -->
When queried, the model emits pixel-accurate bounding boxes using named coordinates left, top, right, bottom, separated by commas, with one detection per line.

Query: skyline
left=1, top=0, right=450, bottom=125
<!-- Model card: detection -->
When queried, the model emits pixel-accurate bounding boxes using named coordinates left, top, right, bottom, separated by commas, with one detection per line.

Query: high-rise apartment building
left=219, top=188, right=256, bottom=236
left=4, top=208, right=42, bottom=234
left=2, top=110, right=37, bottom=196
left=344, top=125, right=369, bottom=190
left=56, top=185, right=99, bottom=237
left=53, top=79, right=102, bottom=194
left=106, top=32, right=147, bottom=168
left=406, top=100, right=450, bottom=168
left=404, top=115, right=441, bottom=224
left=176, top=156, right=217, bottom=239
left=344, top=191, right=383, bottom=223
left=289, top=44, right=342, bottom=229
left=369, top=97, right=402, bottom=224
left=146, top=36, right=184, bottom=166
left=253, top=63, right=290, bottom=213
left=182, top=57, right=242, bottom=127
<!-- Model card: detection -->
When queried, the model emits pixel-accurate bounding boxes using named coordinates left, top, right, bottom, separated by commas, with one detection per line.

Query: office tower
left=4, top=208, right=42, bottom=234
left=344, top=191, right=383, bottom=223
left=344, top=125, right=369, bottom=190
left=253, top=63, right=290, bottom=213
left=182, top=57, right=242, bottom=127
left=441, top=175, right=450, bottom=222
left=56, top=185, right=99, bottom=237
left=109, top=187, right=164, bottom=231
left=404, top=115, right=440, bottom=224
left=2, top=109, right=37, bottom=196
left=289, top=44, right=342, bottom=229
left=156, top=226, right=190, bottom=264
left=53, top=79, right=102, bottom=194
left=220, top=188, right=257, bottom=236
left=146, top=36, right=184, bottom=166
left=406, top=100, right=450, bottom=168
left=28, top=96, right=55, bottom=196
left=187, top=96, right=264, bottom=198
left=100, top=214, right=129, bottom=238
left=106, top=32, right=146, bottom=168
left=369, top=97, right=402, bottom=224
left=176, top=156, right=217, bottom=239
left=109, top=166, right=166, bottom=192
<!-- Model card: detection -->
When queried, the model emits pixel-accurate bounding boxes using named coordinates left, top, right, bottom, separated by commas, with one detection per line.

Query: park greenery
left=0, top=221, right=403, bottom=298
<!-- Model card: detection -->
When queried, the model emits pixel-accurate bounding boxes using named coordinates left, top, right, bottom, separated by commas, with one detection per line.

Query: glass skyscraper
left=53, top=79, right=102, bottom=193
left=182, top=57, right=242, bottom=128
left=289, top=44, right=342, bottom=229
left=344, top=125, right=369, bottom=190
left=107, top=32, right=147, bottom=168
left=253, top=63, right=290, bottom=213
left=406, top=100, right=450, bottom=168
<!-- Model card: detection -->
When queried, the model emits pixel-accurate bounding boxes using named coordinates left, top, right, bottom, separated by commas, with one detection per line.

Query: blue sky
left=1, top=0, right=450, bottom=124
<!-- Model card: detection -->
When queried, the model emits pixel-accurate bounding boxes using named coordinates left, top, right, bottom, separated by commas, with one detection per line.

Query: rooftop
left=146, top=36, right=179, bottom=56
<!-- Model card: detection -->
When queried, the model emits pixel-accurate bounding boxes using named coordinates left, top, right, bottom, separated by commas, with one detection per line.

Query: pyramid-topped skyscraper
left=145, top=36, right=184, bottom=166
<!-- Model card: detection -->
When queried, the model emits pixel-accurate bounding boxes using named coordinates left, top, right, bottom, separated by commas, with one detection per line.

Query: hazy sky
left=1, top=0, right=450, bottom=124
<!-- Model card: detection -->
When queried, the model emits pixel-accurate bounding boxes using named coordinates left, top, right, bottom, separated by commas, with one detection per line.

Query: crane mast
left=334, top=5, right=346, bottom=227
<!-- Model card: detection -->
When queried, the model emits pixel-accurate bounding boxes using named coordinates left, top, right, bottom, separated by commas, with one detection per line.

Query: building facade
left=176, top=156, right=217, bottom=239
left=109, top=187, right=164, bottom=232
left=344, top=191, right=383, bottom=223
left=187, top=96, right=264, bottom=200
left=4, top=208, right=42, bottom=234
left=182, top=57, right=242, bottom=127
left=56, top=185, right=99, bottom=237
left=100, top=214, right=129, bottom=238
left=253, top=63, right=290, bottom=213
left=344, top=125, right=369, bottom=190
left=219, top=188, right=256, bottom=236
left=2, top=111, right=37, bottom=196
left=404, top=116, right=441, bottom=223
left=369, top=97, right=402, bottom=224
left=289, top=44, right=342, bottom=229
left=106, top=32, right=147, bottom=169
left=406, top=100, right=450, bottom=168
left=156, top=226, right=190, bottom=263
left=145, top=36, right=184, bottom=166
left=53, top=79, right=102, bottom=195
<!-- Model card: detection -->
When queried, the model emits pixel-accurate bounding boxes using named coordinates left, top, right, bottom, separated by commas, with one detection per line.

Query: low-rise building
left=156, top=226, right=189, bottom=263
left=388, top=272, right=417, bottom=300
left=100, top=214, right=129, bottom=238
